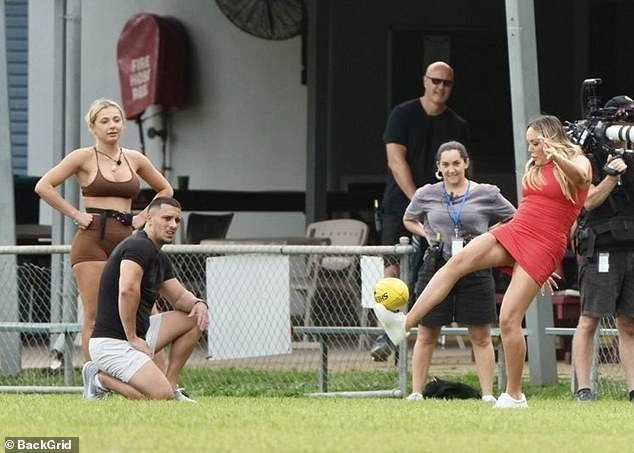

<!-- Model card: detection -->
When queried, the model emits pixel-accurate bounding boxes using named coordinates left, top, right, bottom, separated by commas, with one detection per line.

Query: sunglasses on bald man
left=425, top=75, right=454, bottom=87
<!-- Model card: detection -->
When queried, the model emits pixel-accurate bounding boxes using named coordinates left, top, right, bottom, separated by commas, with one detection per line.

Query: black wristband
left=194, top=299, right=208, bottom=308
left=602, top=163, right=624, bottom=177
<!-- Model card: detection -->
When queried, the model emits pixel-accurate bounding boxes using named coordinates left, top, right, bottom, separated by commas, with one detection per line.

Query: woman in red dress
left=375, top=115, right=592, bottom=408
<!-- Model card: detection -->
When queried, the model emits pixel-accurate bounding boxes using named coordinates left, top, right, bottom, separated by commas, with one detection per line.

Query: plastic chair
left=183, top=212, right=234, bottom=244
left=290, top=219, right=369, bottom=338
left=176, top=212, right=234, bottom=299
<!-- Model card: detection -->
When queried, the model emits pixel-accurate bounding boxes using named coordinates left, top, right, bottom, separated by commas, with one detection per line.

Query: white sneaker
left=174, top=388, right=197, bottom=403
left=481, top=394, right=497, bottom=403
left=494, top=392, right=528, bottom=409
left=373, top=304, right=407, bottom=345
left=82, top=361, right=107, bottom=400
left=407, top=392, right=423, bottom=401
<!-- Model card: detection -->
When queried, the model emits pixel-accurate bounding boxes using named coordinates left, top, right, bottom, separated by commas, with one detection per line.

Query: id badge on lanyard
left=446, top=182, right=470, bottom=256
left=598, top=252, right=609, bottom=273
left=451, top=226, right=464, bottom=255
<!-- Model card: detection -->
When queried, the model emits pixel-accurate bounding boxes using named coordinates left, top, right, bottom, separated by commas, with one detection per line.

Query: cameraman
left=572, top=95, right=634, bottom=402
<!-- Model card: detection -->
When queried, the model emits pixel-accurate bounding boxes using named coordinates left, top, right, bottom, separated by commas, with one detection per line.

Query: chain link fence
left=0, top=243, right=411, bottom=395
left=0, top=243, right=627, bottom=397
left=592, top=315, right=627, bottom=397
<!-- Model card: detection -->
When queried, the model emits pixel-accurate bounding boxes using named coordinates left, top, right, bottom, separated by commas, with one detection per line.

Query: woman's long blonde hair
left=522, top=115, right=581, bottom=202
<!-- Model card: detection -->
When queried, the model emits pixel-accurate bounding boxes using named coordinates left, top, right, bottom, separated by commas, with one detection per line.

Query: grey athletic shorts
left=89, top=314, right=163, bottom=383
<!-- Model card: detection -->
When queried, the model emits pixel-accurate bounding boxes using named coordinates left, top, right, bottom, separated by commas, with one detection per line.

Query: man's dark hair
left=148, top=197, right=182, bottom=212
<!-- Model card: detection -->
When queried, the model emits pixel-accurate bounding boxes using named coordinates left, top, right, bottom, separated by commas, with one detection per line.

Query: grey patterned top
left=404, top=181, right=516, bottom=259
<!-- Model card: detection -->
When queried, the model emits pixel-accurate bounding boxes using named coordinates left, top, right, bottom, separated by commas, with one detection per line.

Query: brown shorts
left=70, top=215, right=132, bottom=266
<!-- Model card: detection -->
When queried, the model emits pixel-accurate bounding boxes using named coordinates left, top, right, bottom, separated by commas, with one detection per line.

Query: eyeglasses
left=425, top=76, right=454, bottom=88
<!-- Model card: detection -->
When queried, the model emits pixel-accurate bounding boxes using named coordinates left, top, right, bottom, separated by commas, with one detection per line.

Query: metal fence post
left=398, top=236, right=412, bottom=398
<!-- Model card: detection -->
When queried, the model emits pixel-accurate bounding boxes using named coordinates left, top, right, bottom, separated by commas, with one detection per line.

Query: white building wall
left=28, top=0, right=307, bottom=238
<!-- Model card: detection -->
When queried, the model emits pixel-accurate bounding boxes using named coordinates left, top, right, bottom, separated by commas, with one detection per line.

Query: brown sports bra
left=81, top=149, right=141, bottom=198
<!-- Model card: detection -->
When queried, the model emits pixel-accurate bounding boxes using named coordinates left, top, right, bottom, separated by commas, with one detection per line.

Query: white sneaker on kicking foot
left=373, top=303, right=407, bottom=345
left=494, top=392, right=528, bottom=409
left=481, top=394, right=497, bottom=403
left=407, top=392, right=423, bottom=401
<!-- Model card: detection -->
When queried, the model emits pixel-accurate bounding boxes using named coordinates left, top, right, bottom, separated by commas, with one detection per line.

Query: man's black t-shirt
left=578, top=149, right=634, bottom=252
left=382, top=98, right=470, bottom=215
left=92, top=230, right=176, bottom=340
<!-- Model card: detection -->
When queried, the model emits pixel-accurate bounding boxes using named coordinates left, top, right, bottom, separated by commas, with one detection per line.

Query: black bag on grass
left=422, top=376, right=481, bottom=400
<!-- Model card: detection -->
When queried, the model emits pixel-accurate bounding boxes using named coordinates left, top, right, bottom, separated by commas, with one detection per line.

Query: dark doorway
left=387, top=28, right=517, bottom=203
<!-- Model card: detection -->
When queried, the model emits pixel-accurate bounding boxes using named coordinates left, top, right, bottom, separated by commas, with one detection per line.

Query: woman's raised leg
left=374, top=233, right=513, bottom=344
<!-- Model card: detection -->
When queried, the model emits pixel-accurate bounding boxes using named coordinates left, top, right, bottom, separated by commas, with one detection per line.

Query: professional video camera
left=565, top=78, right=634, bottom=162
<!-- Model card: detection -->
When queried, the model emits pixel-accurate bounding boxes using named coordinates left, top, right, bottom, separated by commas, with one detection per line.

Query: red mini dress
left=491, top=162, right=588, bottom=286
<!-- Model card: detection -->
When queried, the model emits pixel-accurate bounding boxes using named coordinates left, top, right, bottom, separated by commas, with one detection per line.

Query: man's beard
left=159, top=231, right=176, bottom=245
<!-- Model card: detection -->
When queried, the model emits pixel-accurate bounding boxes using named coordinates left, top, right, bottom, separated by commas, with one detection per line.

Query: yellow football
left=373, top=277, right=409, bottom=311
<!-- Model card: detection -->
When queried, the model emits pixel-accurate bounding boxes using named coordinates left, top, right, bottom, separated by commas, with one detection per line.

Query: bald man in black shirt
left=372, top=61, right=470, bottom=361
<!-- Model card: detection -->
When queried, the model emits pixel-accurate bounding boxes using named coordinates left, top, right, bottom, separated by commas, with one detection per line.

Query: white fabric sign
left=206, top=254, right=291, bottom=360
left=360, top=255, right=384, bottom=308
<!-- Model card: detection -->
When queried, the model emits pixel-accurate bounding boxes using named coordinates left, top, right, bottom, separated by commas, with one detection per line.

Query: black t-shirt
left=579, top=149, right=634, bottom=251
left=92, top=230, right=176, bottom=340
left=382, top=98, right=470, bottom=215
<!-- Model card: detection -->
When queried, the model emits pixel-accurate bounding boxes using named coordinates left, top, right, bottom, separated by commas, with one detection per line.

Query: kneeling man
left=83, top=197, right=209, bottom=401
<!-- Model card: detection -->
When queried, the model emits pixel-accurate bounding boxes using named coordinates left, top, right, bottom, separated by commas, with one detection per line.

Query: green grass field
left=1, top=390, right=633, bottom=453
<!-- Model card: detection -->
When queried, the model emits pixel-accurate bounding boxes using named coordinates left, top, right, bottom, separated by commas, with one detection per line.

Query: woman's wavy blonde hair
left=523, top=115, right=581, bottom=202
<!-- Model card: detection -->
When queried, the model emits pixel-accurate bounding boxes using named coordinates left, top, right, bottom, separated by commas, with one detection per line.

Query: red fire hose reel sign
left=117, top=13, right=189, bottom=120
left=129, top=54, right=151, bottom=102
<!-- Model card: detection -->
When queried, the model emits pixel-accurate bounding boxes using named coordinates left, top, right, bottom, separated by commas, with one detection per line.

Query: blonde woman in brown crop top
left=35, top=98, right=173, bottom=361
